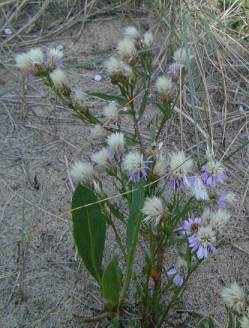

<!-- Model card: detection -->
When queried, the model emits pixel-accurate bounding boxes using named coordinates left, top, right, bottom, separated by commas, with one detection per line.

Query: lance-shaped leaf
left=72, top=184, right=106, bottom=284
left=102, top=256, right=122, bottom=308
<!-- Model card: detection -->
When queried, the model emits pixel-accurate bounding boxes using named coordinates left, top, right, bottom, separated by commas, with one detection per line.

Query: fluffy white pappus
left=143, top=31, right=153, bottom=47
left=173, top=47, right=189, bottom=66
left=122, top=152, right=144, bottom=172
left=169, top=151, right=193, bottom=178
left=49, top=68, right=67, bottom=87
left=105, top=56, right=132, bottom=78
left=221, top=282, right=246, bottom=314
left=74, top=89, right=86, bottom=105
left=103, top=102, right=119, bottom=120
left=70, top=161, right=94, bottom=183
left=91, top=148, right=109, bottom=167
left=205, top=159, right=224, bottom=176
left=224, top=192, right=237, bottom=204
left=185, top=176, right=209, bottom=201
left=155, top=75, right=175, bottom=98
left=142, top=197, right=164, bottom=226
left=90, top=124, right=107, bottom=139
left=48, top=48, right=63, bottom=62
left=240, top=315, right=249, bottom=328
left=202, top=208, right=213, bottom=226
left=210, top=208, right=231, bottom=231
left=124, top=26, right=140, bottom=40
left=27, top=48, right=44, bottom=65
left=117, top=38, right=136, bottom=61
left=197, top=225, right=216, bottom=247
left=153, top=155, right=167, bottom=177
left=15, top=53, right=32, bottom=71
left=107, top=132, right=125, bottom=150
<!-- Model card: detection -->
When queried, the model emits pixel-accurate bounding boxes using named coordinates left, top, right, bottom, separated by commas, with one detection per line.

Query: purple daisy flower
left=168, top=176, right=186, bottom=191
left=201, top=160, right=225, bottom=187
left=45, top=48, right=63, bottom=69
left=122, top=152, right=151, bottom=183
left=167, top=63, right=181, bottom=81
left=188, top=226, right=217, bottom=259
left=167, top=258, right=188, bottom=287
left=183, top=217, right=202, bottom=236
left=217, top=191, right=236, bottom=208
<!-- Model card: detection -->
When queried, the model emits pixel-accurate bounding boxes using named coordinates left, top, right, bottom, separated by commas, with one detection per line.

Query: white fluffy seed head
left=173, top=47, right=189, bottom=66
left=205, top=159, right=224, bottom=175
left=221, top=282, right=246, bottom=314
left=117, top=38, right=136, bottom=62
left=107, top=132, right=125, bottom=150
left=143, top=31, right=153, bottom=47
left=47, top=48, right=63, bottom=62
left=240, top=315, right=249, bottom=328
left=91, top=148, right=109, bottom=167
left=153, top=155, right=167, bottom=177
left=122, top=152, right=144, bottom=173
left=184, top=176, right=209, bottom=201
left=210, top=208, right=231, bottom=231
left=224, top=192, right=237, bottom=204
left=103, top=102, right=119, bottom=120
left=142, top=197, right=164, bottom=226
left=74, top=89, right=86, bottom=105
left=169, top=151, right=193, bottom=179
left=27, top=48, right=44, bottom=65
left=124, top=26, right=140, bottom=40
left=50, top=68, right=67, bottom=87
left=15, top=53, right=32, bottom=71
left=155, top=76, right=175, bottom=99
left=70, top=161, right=93, bottom=183
left=202, top=208, right=213, bottom=226
left=196, top=226, right=216, bottom=247
left=105, top=56, right=132, bottom=79
left=90, top=124, right=107, bottom=139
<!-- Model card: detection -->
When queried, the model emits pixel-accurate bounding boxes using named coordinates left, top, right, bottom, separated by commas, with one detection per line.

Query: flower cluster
left=15, top=46, right=63, bottom=74
left=105, top=26, right=153, bottom=83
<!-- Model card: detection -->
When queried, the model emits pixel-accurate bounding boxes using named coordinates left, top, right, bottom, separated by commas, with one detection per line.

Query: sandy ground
left=1, top=15, right=249, bottom=328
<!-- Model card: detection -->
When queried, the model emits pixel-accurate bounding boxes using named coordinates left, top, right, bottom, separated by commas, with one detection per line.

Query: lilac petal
left=167, top=268, right=177, bottom=276
left=173, top=274, right=184, bottom=287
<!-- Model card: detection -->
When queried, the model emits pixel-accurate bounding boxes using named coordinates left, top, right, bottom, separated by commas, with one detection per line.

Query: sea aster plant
left=122, top=151, right=150, bottom=182
left=188, top=225, right=217, bottom=259
left=168, top=151, right=193, bottom=191
left=201, top=159, right=225, bottom=187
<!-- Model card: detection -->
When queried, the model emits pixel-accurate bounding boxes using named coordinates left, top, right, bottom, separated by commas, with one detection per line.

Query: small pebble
left=239, top=104, right=245, bottom=113
left=93, top=74, right=102, bottom=82
left=4, top=27, right=12, bottom=35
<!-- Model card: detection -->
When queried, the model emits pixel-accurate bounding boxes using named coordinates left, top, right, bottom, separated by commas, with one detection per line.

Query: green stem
left=157, top=261, right=202, bottom=327
left=118, top=217, right=141, bottom=308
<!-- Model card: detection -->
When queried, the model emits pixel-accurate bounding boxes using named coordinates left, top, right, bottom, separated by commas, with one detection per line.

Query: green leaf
left=126, top=180, right=145, bottom=252
left=102, top=256, right=122, bottom=307
left=72, top=184, right=106, bottom=284
left=87, top=92, right=127, bottom=106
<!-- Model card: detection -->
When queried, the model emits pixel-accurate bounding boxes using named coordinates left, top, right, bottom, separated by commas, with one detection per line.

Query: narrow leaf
left=87, top=92, right=127, bottom=106
left=72, top=184, right=106, bottom=284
